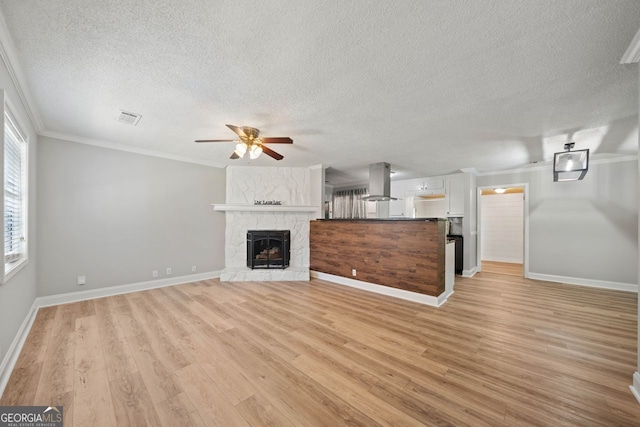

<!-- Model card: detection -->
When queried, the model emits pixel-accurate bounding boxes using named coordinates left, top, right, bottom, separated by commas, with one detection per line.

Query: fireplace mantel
left=212, top=204, right=319, bottom=213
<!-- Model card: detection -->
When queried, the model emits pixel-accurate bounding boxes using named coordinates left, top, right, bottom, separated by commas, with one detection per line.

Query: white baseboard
left=37, top=271, right=221, bottom=307
left=630, top=372, right=640, bottom=404
left=527, top=272, right=637, bottom=293
left=220, top=266, right=309, bottom=282
left=0, top=270, right=220, bottom=400
left=462, top=267, right=477, bottom=277
left=310, top=271, right=448, bottom=307
left=0, top=300, right=39, bottom=399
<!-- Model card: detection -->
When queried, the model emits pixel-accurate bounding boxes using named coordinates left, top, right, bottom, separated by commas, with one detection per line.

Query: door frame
left=476, top=183, right=529, bottom=278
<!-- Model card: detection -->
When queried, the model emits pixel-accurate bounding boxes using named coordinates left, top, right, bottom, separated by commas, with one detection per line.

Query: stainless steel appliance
left=447, top=235, right=463, bottom=274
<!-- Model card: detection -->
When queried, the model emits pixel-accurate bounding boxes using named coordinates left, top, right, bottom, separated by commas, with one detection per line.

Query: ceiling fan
left=195, top=124, right=292, bottom=160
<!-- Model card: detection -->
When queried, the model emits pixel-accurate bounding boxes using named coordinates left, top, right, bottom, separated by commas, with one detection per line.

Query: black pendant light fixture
left=553, top=142, right=589, bottom=182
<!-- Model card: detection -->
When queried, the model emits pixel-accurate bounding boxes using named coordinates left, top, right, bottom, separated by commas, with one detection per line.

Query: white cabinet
left=445, top=240, right=455, bottom=298
left=404, top=177, right=444, bottom=194
left=394, top=173, right=465, bottom=218
left=389, top=181, right=405, bottom=217
left=425, top=177, right=445, bottom=191
left=446, top=174, right=464, bottom=216
left=403, top=178, right=425, bottom=194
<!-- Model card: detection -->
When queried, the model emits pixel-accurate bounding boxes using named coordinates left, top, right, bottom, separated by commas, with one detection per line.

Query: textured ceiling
left=0, top=0, right=639, bottom=186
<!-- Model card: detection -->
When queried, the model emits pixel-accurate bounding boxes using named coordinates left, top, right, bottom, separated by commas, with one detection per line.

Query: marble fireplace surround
left=215, top=165, right=323, bottom=281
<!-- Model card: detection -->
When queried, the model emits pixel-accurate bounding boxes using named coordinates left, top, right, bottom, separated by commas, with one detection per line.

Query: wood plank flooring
left=482, top=260, right=524, bottom=276
left=1, top=273, right=639, bottom=426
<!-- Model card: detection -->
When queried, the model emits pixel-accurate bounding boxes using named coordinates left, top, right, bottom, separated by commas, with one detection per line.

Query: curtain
left=333, top=188, right=368, bottom=219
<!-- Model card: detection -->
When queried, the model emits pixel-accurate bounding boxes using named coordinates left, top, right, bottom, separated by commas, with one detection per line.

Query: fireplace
left=247, top=230, right=290, bottom=269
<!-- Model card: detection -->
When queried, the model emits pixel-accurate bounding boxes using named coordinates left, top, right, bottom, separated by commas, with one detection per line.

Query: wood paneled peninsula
left=310, top=218, right=454, bottom=306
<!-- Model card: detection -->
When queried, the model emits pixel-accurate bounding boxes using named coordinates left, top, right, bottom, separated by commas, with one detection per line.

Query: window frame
left=1, top=91, right=29, bottom=284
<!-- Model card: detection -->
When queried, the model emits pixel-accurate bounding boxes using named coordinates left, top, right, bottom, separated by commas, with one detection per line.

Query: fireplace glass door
left=247, top=230, right=290, bottom=269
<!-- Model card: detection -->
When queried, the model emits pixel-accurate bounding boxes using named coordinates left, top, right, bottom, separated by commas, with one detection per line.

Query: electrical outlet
left=352, top=269, right=357, bottom=277
left=152, top=270, right=158, bottom=278
left=77, top=275, right=86, bottom=286
left=191, top=265, right=197, bottom=272
left=166, top=267, right=172, bottom=275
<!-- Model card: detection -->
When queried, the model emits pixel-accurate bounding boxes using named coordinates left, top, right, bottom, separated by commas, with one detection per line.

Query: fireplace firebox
left=247, top=230, right=290, bottom=269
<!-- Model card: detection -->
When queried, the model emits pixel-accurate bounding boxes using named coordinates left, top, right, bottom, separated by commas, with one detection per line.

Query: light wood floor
left=482, top=260, right=524, bottom=276
left=1, top=274, right=639, bottom=426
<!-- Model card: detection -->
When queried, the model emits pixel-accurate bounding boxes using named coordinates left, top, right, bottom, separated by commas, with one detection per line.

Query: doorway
left=476, top=184, right=529, bottom=277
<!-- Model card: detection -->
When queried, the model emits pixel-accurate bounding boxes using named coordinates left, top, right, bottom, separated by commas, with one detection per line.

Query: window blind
left=4, top=111, right=26, bottom=267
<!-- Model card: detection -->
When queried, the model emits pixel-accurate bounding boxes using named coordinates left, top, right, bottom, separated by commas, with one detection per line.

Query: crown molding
left=476, top=155, right=637, bottom=176
left=40, top=130, right=227, bottom=168
left=1, top=6, right=636, bottom=173
left=0, top=12, right=243, bottom=170
left=621, top=28, right=640, bottom=64
left=0, top=9, right=44, bottom=132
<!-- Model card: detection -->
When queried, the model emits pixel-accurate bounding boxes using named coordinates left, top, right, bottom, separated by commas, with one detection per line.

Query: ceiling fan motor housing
left=241, top=126, right=260, bottom=140
left=195, top=124, right=289, bottom=160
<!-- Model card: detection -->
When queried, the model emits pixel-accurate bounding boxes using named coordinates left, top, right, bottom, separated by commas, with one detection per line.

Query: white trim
left=37, top=271, right=221, bottom=307
left=40, top=130, right=226, bottom=168
left=527, top=272, right=637, bottom=293
left=0, top=299, right=38, bottom=398
left=310, top=270, right=451, bottom=307
left=3, top=257, right=27, bottom=284
left=0, top=9, right=44, bottom=132
left=621, top=28, right=640, bottom=64
left=630, top=372, right=640, bottom=404
left=213, top=204, right=319, bottom=212
left=0, top=271, right=221, bottom=399
left=1, top=1, right=636, bottom=175
left=462, top=267, right=477, bottom=278
left=476, top=155, right=637, bottom=176
left=2, top=95, right=30, bottom=285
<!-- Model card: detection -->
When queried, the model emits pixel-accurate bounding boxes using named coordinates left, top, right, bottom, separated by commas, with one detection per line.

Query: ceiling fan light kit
left=196, top=124, right=292, bottom=161
left=249, top=144, right=263, bottom=159
left=234, top=142, right=247, bottom=157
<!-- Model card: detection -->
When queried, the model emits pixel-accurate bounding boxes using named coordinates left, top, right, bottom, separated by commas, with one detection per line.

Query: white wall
left=477, top=159, right=638, bottom=285
left=415, top=198, right=446, bottom=218
left=37, top=136, right=226, bottom=296
left=481, top=192, right=524, bottom=263
left=0, top=65, right=38, bottom=365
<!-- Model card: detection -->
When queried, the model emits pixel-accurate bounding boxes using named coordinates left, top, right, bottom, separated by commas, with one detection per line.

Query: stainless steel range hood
left=362, top=162, right=397, bottom=201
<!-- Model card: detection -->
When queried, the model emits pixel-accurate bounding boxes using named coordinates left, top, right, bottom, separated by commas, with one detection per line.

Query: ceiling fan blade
left=195, top=139, right=235, bottom=143
left=261, top=137, right=293, bottom=144
left=226, top=124, right=247, bottom=138
left=261, top=145, right=284, bottom=161
left=230, top=152, right=240, bottom=159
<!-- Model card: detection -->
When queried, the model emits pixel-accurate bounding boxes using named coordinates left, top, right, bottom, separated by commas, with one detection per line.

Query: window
left=1, top=97, right=28, bottom=283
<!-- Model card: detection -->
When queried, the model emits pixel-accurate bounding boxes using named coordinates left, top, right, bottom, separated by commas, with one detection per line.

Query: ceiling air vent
left=117, top=110, right=142, bottom=126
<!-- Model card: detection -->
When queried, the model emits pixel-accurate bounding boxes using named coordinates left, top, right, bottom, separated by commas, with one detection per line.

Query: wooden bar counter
left=310, top=218, right=447, bottom=297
